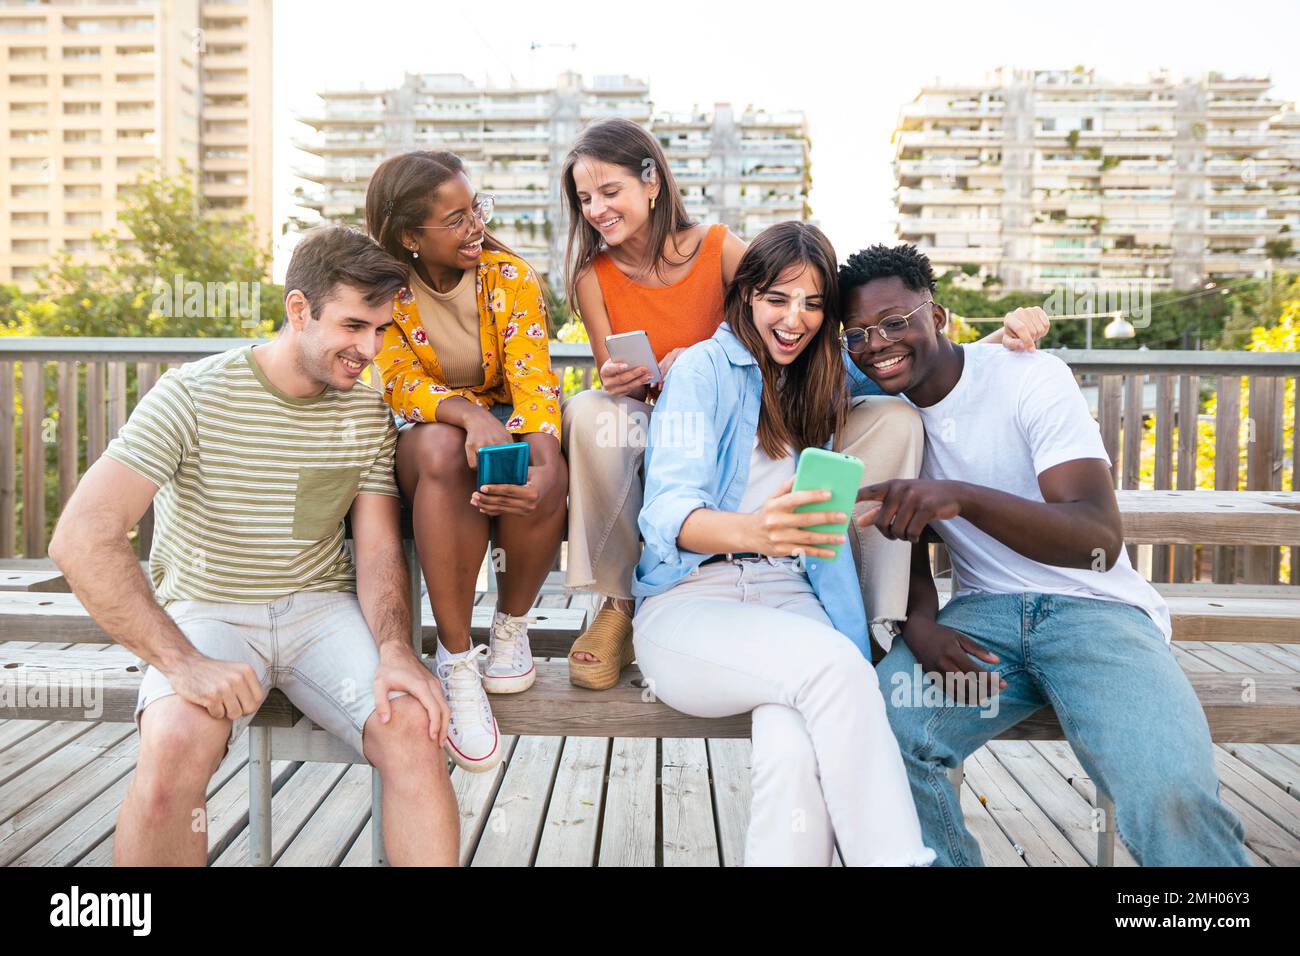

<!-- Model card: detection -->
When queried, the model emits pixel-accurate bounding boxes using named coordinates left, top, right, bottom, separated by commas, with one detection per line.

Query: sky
left=270, top=0, right=1300, bottom=280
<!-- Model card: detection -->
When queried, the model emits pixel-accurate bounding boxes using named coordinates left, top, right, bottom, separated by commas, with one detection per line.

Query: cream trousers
left=562, top=389, right=924, bottom=627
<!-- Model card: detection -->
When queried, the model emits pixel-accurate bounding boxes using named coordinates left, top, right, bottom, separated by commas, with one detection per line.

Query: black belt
left=700, top=552, right=764, bottom=566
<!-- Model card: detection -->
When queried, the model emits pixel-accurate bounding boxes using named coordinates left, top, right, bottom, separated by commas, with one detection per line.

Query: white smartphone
left=604, top=330, right=662, bottom=386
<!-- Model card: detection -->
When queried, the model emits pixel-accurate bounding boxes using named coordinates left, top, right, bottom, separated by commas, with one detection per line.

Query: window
left=64, top=129, right=101, bottom=143
left=64, top=156, right=100, bottom=171
left=8, top=74, right=46, bottom=87
left=64, top=18, right=154, bottom=34
left=116, top=100, right=152, bottom=115
left=10, top=157, right=46, bottom=172
left=63, top=101, right=100, bottom=115
left=10, top=129, right=48, bottom=143
left=63, top=73, right=100, bottom=88
left=11, top=184, right=49, bottom=200
left=11, top=268, right=36, bottom=283
left=0, top=19, right=46, bottom=35
left=8, top=47, right=46, bottom=61
left=64, top=184, right=101, bottom=199
left=10, top=101, right=47, bottom=115
left=11, top=239, right=48, bottom=255
left=62, top=46, right=101, bottom=61
left=11, top=211, right=48, bottom=226
left=63, top=239, right=96, bottom=254
left=65, top=211, right=101, bottom=227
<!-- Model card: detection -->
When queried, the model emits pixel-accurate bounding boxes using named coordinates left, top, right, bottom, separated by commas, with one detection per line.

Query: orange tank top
left=593, top=223, right=727, bottom=362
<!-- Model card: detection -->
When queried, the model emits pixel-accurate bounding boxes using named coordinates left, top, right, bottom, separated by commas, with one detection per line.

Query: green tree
left=32, top=163, right=282, bottom=337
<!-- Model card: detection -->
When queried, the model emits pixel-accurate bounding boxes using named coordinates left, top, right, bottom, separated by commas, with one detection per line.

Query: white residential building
left=293, top=72, right=811, bottom=282
left=0, top=0, right=273, bottom=288
left=893, top=67, right=1300, bottom=291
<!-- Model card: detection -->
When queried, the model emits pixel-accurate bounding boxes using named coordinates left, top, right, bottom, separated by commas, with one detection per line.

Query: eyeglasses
left=841, top=299, right=936, bottom=354
left=412, top=194, right=495, bottom=239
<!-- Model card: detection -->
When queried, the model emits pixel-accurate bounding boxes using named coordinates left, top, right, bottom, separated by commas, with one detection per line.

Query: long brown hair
left=364, top=150, right=515, bottom=265
left=560, top=117, right=696, bottom=305
left=726, top=222, right=846, bottom=458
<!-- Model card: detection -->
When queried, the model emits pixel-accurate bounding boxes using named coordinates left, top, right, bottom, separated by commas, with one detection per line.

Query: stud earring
left=410, top=248, right=419, bottom=259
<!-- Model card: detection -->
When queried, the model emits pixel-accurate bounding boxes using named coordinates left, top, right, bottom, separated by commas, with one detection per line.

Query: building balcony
left=897, top=216, right=1001, bottom=233
left=896, top=187, right=1002, bottom=206
left=1205, top=218, right=1288, bottom=235
left=914, top=245, right=1002, bottom=264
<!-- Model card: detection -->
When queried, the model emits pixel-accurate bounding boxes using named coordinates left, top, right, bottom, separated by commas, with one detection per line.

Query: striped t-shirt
left=104, top=345, right=400, bottom=606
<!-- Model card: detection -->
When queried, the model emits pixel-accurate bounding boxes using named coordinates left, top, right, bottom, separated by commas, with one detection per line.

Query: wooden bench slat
left=1118, top=490, right=1300, bottom=545
left=3, top=589, right=1290, bottom=649
left=0, top=594, right=586, bottom=655
left=3, top=650, right=1297, bottom=744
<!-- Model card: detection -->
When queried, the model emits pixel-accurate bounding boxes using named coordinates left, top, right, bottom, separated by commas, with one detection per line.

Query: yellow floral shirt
left=377, top=250, right=562, bottom=439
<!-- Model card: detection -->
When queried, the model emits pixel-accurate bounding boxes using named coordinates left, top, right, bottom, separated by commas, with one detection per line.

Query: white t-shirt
left=910, top=344, right=1172, bottom=639
left=738, top=438, right=797, bottom=516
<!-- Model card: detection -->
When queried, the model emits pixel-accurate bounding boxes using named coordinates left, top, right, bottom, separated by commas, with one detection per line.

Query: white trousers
left=634, top=559, right=936, bottom=867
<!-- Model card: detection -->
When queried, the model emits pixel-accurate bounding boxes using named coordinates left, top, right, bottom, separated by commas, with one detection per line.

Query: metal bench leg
left=947, top=761, right=965, bottom=792
left=1096, top=790, right=1116, bottom=867
left=404, top=538, right=422, bottom=654
left=371, top=768, right=388, bottom=866
left=248, top=726, right=273, bottom=867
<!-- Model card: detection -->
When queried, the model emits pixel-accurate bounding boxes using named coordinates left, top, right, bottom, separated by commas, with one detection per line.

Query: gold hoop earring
left=650, top=196, right=656, bottom=211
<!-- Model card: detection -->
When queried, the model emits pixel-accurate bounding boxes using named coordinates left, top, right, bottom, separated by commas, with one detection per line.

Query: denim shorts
left=135, top=590, right=403, bottom=760
left=394, top=402, right=513, bottom=433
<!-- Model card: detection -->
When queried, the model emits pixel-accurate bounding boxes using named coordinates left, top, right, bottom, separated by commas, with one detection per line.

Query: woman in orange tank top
left=557, top=119, right=745, bottom=690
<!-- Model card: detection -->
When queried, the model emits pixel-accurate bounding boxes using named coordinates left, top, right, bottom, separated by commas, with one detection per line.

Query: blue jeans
left=878, top=592, right=1250, bottom=866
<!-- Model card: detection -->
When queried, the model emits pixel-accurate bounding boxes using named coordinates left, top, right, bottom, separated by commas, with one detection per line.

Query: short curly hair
left=839, top=243, right=936, bottom=300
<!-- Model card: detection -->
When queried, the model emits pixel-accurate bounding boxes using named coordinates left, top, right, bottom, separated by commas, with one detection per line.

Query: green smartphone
left=792, top=447, right=864, bottom=560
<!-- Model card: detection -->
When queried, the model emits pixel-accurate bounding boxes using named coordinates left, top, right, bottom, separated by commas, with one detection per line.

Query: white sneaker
left=483, top=611, right=536, bottom=694
left=434, top=643, right=503, bottom=773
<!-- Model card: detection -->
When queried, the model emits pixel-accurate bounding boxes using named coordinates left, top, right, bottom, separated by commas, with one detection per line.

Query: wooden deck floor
left=1, top=589, right=1297, bottom=867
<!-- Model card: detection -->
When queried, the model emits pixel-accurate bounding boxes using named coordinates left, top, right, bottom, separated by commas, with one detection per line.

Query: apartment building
left=0, top=0, right=272, bottom=288
left=893, top=67, right=1300, bottom=292
left=293, top=71, right=812, bottom=282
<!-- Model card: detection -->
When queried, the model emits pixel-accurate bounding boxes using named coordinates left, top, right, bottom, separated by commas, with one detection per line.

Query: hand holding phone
left=476, top=441, right=529, bottom=490
left=604, top=330, right=662, bottom=392
left=745, top=478, right=851, bottom=563
left=790, top=447, right=864, bottom=560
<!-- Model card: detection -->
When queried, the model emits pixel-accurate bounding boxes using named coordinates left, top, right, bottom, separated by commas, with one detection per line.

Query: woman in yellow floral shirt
left=366, top=150, right=567, bottom=775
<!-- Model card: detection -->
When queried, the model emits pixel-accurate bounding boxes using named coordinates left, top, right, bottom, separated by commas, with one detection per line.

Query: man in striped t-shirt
left=49, top=226, right=459, bottom=866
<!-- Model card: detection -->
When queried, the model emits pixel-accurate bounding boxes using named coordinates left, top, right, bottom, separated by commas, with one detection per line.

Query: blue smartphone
left=477, top=441, right=529, bottom=489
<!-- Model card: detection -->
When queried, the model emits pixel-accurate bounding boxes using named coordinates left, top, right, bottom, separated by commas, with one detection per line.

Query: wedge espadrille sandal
left=567, top=604, right=635, bottom=690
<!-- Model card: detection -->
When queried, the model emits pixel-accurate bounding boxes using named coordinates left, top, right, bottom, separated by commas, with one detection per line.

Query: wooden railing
left=0, top=338, right=1294, bottom=586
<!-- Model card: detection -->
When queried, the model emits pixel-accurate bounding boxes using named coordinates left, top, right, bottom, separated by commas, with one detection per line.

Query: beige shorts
left=135, top=590, right=394, bottom=759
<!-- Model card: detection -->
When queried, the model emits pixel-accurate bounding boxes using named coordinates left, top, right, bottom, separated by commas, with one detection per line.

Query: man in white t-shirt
left=839, top=243, right=1248, bottom=867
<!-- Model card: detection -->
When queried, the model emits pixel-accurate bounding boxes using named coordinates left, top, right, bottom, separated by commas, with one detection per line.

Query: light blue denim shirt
left=844, top=351, right=884, bottom=398
left=633, top=323, right=871, bottom=658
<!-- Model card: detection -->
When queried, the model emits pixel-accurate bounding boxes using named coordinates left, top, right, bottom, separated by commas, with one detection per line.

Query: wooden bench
left=2, top=491, right=1298, bottom=866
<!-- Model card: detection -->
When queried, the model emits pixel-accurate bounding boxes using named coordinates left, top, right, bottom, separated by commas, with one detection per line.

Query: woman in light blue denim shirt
left=631, top=222, right=934, bottom=866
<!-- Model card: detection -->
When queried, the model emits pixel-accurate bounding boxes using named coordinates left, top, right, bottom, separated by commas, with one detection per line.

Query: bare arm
left=720, top=227, right=748, bottom=286
left=48, top=457, right=262, bottom=719
left=856, top=459, right=1124, bottom=570
left=49, top=456, right=200, bottom=673
left=971, top=306, right=1050, bottom=350
left=575, top=266, right=650, bottom=400
left=350, top=492, right=412, bottom=653
left=677, top=477, right=847, bottom=560
left=350, top=492, right=448, bottom=743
